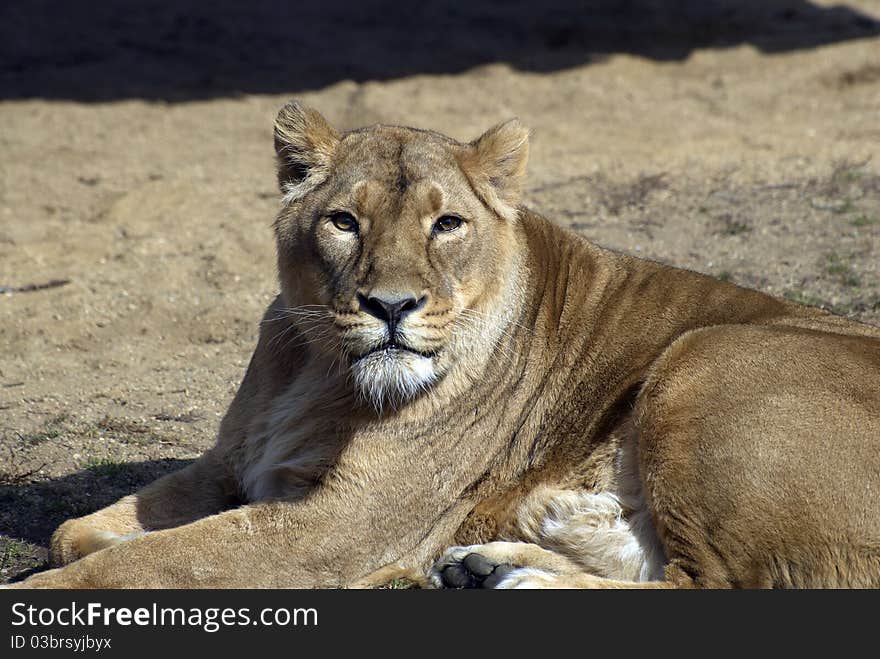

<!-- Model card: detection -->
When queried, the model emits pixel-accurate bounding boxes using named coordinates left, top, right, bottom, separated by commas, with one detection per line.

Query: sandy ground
left=1, top=0, right=879, bottom=582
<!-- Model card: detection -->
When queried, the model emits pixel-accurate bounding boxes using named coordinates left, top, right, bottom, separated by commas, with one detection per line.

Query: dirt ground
left=1, top=1, right=879, bottom=583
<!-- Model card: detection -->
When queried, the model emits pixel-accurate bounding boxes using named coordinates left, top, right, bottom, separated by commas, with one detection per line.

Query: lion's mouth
left=350, top=341, right=439, bottom=363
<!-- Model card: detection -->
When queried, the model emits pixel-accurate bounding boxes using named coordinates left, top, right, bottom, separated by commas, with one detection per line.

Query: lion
left=9, top=101, right=880, bottom=589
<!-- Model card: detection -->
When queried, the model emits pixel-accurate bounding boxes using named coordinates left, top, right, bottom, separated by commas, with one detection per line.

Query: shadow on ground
left=2, top=0, right=878, bottom=102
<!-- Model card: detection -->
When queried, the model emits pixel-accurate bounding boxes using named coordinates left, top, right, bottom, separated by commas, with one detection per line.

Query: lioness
left=10, top=102, right=880, bottom=589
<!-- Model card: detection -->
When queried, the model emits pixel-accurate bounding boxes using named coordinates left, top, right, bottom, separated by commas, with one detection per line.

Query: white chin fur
left=351, top=349, right=437, bottom=411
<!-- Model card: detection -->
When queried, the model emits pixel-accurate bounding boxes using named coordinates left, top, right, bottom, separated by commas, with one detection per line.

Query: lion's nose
left=357, top=293, right=427, bottom=334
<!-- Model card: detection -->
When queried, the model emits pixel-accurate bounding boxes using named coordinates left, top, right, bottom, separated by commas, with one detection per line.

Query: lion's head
left=271, top=101, right=530, bottom=410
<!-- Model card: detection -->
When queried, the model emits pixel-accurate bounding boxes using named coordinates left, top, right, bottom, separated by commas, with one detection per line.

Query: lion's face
left=272, top=103, right=529, bottom=409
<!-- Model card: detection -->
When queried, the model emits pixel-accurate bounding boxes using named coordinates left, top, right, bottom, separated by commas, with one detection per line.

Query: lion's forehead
left=327, top=133, right=475, bottom=223
left=336, top=129, right=465, bottom=187
left=343, top=178, right=444, bottom=219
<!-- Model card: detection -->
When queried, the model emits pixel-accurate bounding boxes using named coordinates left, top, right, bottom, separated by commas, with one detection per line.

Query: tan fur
left=9, top=102, right=880, bottom=589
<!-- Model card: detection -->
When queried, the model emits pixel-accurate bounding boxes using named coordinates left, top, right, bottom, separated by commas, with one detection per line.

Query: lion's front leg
left=431, top=542, right=675, bottom=589
left=14, top=491, right=434, bottom=588
left=49, top=451, right=236, bottom=568
left=16, top=504, right=304, bottom=588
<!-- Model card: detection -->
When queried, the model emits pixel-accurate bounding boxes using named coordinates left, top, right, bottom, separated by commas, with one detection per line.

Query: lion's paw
left=430, top=545, right=517, bottom=589
left=431, top=541, right=588, bottom=589
left=50, top=520, right=143, bottom=567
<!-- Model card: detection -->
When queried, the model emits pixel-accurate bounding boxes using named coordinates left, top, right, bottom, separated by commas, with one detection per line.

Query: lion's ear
left=274, top=101, right=340, bottom=200
left=460, top=119, right=530, bottom=221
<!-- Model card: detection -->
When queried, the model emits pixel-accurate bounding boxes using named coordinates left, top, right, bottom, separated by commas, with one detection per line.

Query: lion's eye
left=432, top=215, right=463, bottom=234
left=330, top=212, right=359, bottom=233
